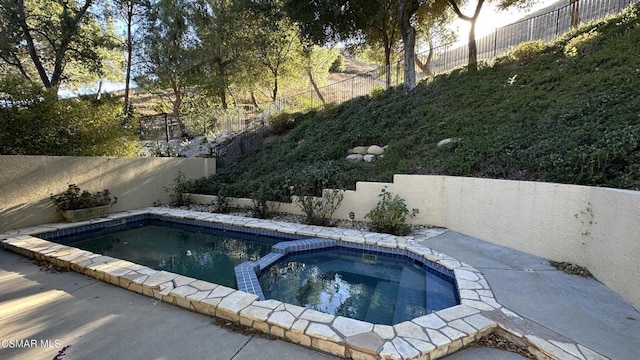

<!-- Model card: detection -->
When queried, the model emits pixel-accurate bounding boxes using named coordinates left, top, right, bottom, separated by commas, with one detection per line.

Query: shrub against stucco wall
left=0, top=155, right=215, bottom=232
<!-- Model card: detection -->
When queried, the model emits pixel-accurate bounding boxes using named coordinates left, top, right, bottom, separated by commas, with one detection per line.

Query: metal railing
left=420, top=0, right=637, bottom=77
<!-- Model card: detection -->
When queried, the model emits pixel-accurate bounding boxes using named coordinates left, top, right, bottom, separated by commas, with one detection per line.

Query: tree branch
left=16, top=0, right=51, bottom=88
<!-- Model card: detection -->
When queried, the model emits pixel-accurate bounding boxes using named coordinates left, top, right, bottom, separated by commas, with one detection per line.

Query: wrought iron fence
left=420, top=0, right=638, bottom=77
left=139, top=0, right=637, bottom=142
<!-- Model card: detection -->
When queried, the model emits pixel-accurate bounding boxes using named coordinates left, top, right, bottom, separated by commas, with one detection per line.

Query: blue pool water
left=58, top=220, right=281, bottom=288
left=258, top=248, right=458, bottom=325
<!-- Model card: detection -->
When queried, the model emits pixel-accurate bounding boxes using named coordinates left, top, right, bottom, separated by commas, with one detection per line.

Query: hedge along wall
left=190, top=174, right=640, bottom=309
left=0, top=155, right=215, bottom=232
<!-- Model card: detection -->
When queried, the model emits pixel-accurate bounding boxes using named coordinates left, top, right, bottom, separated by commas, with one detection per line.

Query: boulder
left=363, top=154, right=375, bottom=163
left=352, top=146, right=369, bottom=155
left=437, top=138, right=460, bottom=147
left=346, top=154, right=364, bottom=162
left=367, top=145, right=384, bottom=155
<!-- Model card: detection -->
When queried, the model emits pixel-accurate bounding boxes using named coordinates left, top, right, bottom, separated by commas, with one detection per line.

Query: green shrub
left=507, top=40, right=545, bottom=64
left=369, top=86, right=387, bottom=100
left=251, top=185, right=280, bottom=219
left=268, top=112, right=297, bottom=135
left=564, top=29, right=600, bottom=58
left=164, top=172, right=191, bottom=206
left=213, top=188, right=232, bottom=213
left=329, top=55, right=346, bottom=73
left=0, top=77, right=139, bottom=156
left=293, top=189, right=344, bottom=226
left=50, top=184, right=117, bottom=211
left=365, top=188, right=418, bottom=236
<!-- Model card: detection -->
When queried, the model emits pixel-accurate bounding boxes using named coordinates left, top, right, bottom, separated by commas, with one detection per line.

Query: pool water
left=63, top=220, right=279, bottom=288
left=258, top=249, right=458, bottom=325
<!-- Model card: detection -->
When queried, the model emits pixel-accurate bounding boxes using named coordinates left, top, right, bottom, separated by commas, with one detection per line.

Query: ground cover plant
left=183, top=5, right=640, bottom=200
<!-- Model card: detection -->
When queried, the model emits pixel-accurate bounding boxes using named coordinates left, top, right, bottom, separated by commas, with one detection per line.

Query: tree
left=300, top=45, right=340, bottom=105
left=285, top=0, right=402, bottom=89
left=114, top=0, right=144, bottom=121
left=63, top=13, right=125, bottom=99
left=413, top=8, right=456, bottom=76
left=192, top=0, right=249, bottom=110
left=245, top=0, right=302, bottom=102
left=446, top=0, right=536, bottom=69
left=286, top=0, right=450, bottom=94
left=398, top=0, right=420, bottom=94
left=397, top=0, right=450, bottom=94
left=137, top=0, right=196, bottom=135
left=0, top=0, right=113, bottom=92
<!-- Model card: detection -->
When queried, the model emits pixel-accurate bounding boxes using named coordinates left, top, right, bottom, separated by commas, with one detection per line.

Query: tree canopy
left=0, top=0, right=121, bottom=92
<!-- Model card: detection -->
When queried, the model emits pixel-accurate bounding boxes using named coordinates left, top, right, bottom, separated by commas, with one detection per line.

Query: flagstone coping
left=0, top=207, right=608, bottom=360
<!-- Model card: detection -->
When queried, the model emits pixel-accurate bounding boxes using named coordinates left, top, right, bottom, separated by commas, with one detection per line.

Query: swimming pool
left=1, top=208, right=506, bottom=359
left=39, top=217, right=459, bottom=319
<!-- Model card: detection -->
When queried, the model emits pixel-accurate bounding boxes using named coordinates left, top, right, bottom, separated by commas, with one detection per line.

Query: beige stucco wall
left=191, top=174, right=639, bottom=308
left=0, top=156, right=215, bottom=232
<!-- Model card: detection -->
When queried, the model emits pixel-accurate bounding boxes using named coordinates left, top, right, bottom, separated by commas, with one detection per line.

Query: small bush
left=505, top=40, right=545, bottom=64
left=251, top=185, right=280, bottom=219
left=293, top=189, right=344, bottom=226
left=213, top=189, right=232, bottom=213
left=50, top=184, right=117, bottom=211
left=165, top=172, right=191, bottom=206
left=369, top=87, right=387, bottom=100
left=268, top=112, right=297, bottom=135
left=329, top=55, right=346, bottom=73
left=365, top=188, right=418, bottom=236
left=564, top=29, right=600, bottom=58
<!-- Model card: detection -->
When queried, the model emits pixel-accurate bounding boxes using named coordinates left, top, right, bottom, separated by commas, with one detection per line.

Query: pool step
left=364, top=280, right=397, bottom=324
left=392, top=267, right=427, bottom=324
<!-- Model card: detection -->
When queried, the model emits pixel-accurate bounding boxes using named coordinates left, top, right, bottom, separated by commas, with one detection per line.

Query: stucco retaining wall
left=0, top=155, right=215, bottom=232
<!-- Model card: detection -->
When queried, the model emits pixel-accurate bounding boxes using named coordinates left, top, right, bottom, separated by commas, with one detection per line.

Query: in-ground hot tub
left=236, top=239, right=459, bottom=326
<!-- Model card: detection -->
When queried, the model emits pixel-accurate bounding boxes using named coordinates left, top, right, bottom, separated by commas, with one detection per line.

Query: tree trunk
left=123, top=0, right=134, bottom=124
left=16, top=0, right=51, bottom=88
left=172, top=86, right=186, bottom=137
left=414, top=38, right=433, bottom=76
left=447, top=0, right=484, bottom=71
left=398, top=0, right=419, bottom=95
left=569, top=0, right=580, bottom=28
left=218, top=85, right=228, bottom=110
left=271, top=75, right=278, bottom=103
left=96, top=80, right=103, bottom=100
left=468, top=18, right=478, bottom=69
left=306, top=68, right=326, bottom=105
left=250, top=91, right=261, bottom=111
left=217, top=63, right=228, bottom=110
left=384, top=38, right=392, bottom=89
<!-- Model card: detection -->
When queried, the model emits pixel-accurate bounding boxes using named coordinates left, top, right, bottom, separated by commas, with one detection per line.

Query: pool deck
left=1, top=207, right=638, bottom=359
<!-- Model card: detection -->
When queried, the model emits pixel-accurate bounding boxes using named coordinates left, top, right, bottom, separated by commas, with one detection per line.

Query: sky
left=455, top=0, right=561, bottom=41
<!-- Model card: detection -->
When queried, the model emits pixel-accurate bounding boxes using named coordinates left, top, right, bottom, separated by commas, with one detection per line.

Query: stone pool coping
left=0, top=207, right=607, bottom=360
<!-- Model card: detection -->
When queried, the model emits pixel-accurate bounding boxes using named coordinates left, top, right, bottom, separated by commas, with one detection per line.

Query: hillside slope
left=187, top=5, right=640, bottom=200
